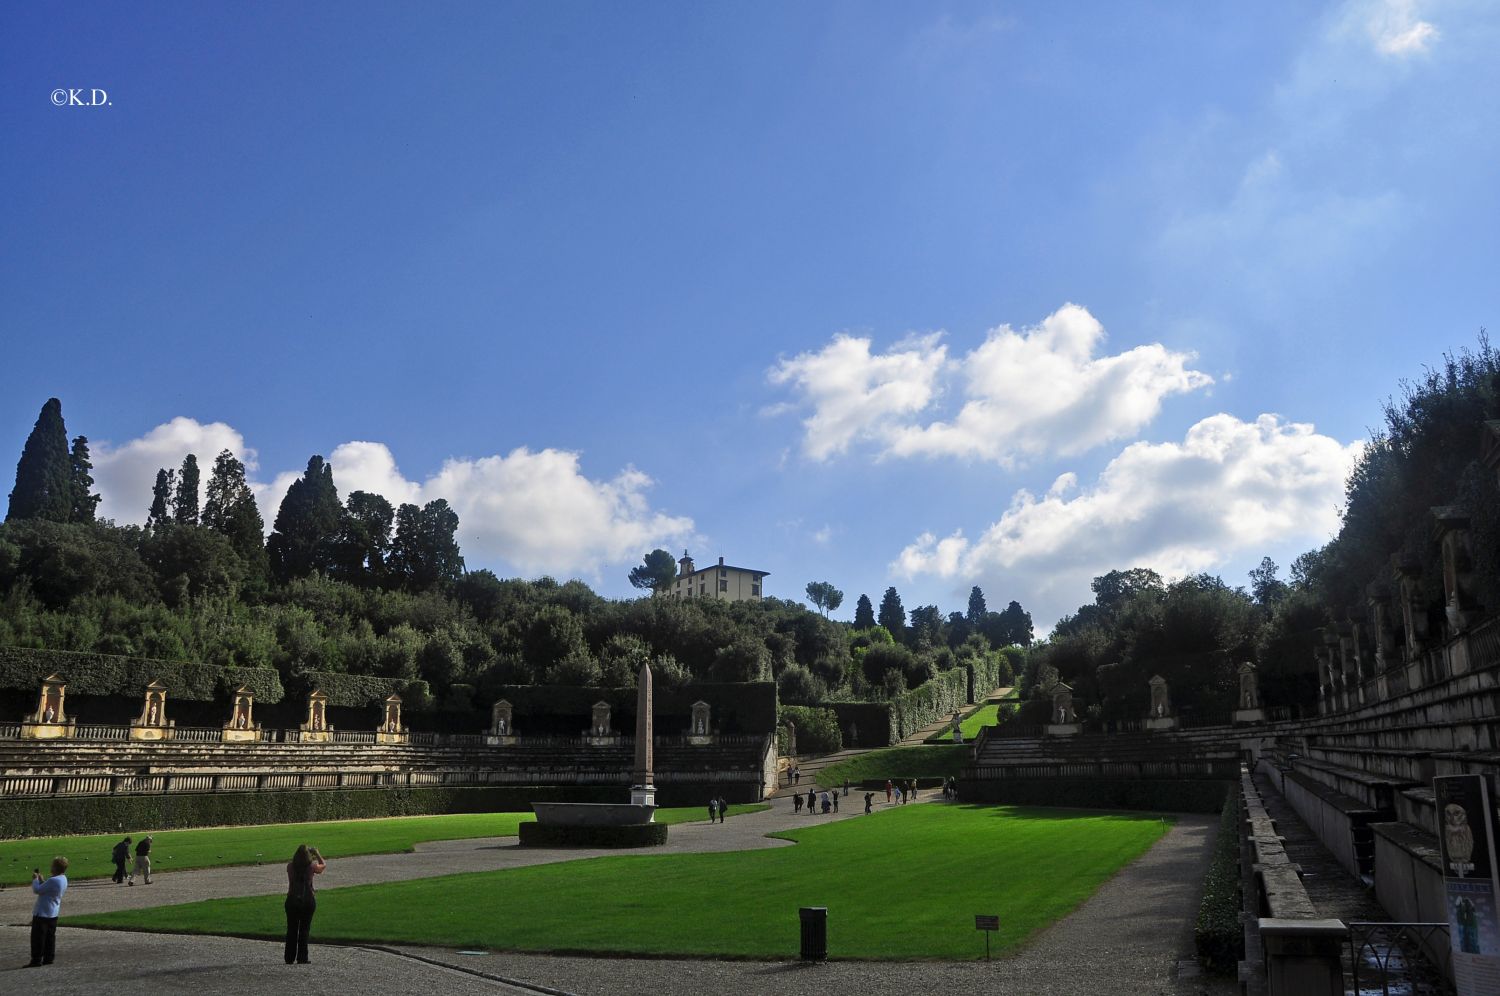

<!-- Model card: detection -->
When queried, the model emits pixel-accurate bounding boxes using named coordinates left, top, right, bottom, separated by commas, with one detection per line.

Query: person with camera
left=28, top=856, right=69, bottom=967
left=283, top=844, right=326, bottom=965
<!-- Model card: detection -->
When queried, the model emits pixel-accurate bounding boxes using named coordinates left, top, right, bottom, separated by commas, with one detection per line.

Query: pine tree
left=174, top=454, right=200, bottom=526
left=7, top=398, right=73, bottom=522
left=147, top=468, right=176, bottom=530
left=853, top=593, right=876, bottom=629
left=966, top=585, right=988, bottom=625
left=878, top=586, right=906, bottom=637
left=389, top=498, right=464, bottom=590
left=203, top=449, right=265, bottom=566
left=68, top=435, right=101, bottom=523
left=266, top=455, right=342, bottom=583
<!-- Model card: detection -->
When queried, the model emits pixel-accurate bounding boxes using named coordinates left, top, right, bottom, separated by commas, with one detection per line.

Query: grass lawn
left=814, top=745, right=968, bottom=788
left=74, top=805, right=1171, bottom=959
left=0, top=805, right=766, bottom=886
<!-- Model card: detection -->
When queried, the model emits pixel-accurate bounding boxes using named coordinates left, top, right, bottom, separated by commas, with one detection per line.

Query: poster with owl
left=1434, top=774, right=1500, bottom=992
left=1435, top=775, right=1495, bottom=881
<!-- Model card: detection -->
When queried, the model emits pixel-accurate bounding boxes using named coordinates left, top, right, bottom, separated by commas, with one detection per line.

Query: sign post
left=1434, top=774, right=1500, bottom=993
left=975, top=914, right=1000, bottom=961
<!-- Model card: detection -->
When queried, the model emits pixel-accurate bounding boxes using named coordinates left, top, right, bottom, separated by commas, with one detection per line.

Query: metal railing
left=1347, top=921, right=1452, bottom=995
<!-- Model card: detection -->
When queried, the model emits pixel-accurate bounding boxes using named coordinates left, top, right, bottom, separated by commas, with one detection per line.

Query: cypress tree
left=147, top=468, right=176, bottom=530
left=204, top=449, right=266, bottom=565
left=174, top=454, right=200, bottom=525
left=7, top=398, right=73, bottom=522
left=853, top=593, right=876, bottom=629
left=878, top=586, right=906, bottom=637
left=68, top=435, right=101, bottom=523
left=966, top=585, right=988, bottom=625
left=266, top=455, right=342, bottom=583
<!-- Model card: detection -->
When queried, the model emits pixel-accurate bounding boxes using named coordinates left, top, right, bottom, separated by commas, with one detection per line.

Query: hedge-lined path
left=894, top=685, right=1014, bottom=746
left=0, top=809, right=1229, bottom=995
left=771, top=748, right=870, bottom=795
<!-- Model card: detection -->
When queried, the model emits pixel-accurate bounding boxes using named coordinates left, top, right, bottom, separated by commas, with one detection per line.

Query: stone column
left=631, top=663, right=656, bottom=809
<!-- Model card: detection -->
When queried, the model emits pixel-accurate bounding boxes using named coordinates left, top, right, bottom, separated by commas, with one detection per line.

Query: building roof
left=676, top=563, right=769, bottom=581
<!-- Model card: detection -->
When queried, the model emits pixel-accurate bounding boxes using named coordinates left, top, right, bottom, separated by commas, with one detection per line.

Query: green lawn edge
left=814, top=745, right=968, bottom=787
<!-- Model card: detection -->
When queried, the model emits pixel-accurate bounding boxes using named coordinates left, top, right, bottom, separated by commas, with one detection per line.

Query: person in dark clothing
left=864, top=792, right=874, bottom=814
left=843, top=779, right=850, bottom=798
left=111, top=837, right=131, bottom=884
left=284, top=844, right=326, bottom=965
left=806, top=787, right=816, bottom=814
left=793, top=793, right=803, bottom=814
left=717, top=797, right=728, bottom=822
left=128, top=835, right=152, bottom=885
left=831, top=791, right=839, bottom=814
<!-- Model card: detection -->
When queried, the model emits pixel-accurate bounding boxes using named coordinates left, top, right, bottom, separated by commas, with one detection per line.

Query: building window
left=719, top=580, right=728, bottom=592
left=751, top=583, right=760, bottom=596
left=700, top=585, right=706, bottom=596
left=719, top=568, right=727, bottom=578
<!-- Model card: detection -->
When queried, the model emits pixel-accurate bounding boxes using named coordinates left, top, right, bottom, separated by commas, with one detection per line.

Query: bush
left=1196, top=794, right=1244, bottom=974
left=958, top=777, right=1229, bottom=814
left=288, top=669, right=429, bottom=709
left=778, top=704, right=842, bottom=755
left=0, top=646, right=283, bottom=702
left=518, top=821, right=669, bottom=848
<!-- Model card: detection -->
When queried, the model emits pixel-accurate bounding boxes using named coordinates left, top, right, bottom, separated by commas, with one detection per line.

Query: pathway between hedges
left=0, top=795, right=1232, bottom=996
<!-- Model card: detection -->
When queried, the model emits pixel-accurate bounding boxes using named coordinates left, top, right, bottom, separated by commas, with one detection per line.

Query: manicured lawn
left=0, top=805, right=766, bottom=886
left=814, top=745, right=968, bottom=788
left=74, top=805, right=1171, bottom=959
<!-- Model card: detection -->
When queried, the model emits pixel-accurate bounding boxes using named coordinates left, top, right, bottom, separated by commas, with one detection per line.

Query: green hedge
left=888, top=667, right=969, bottom=742
left=957, top=777, right=1230, bottom=814
left=287, top=670, right=430, bottom=709
left=1195, top=793, right=1244, bottom=974
left=517, top=821, right=669, bottom=848
left=825, top=702, right=892, bottom=748
left=778, top=704, right=843, bottom=755
left=0, top=646, right=283, bottom=703
left=486, top=682, right=778, bottom=735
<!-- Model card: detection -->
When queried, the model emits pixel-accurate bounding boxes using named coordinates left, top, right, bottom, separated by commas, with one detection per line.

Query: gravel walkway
left=0, top=795, right=1234, bottom=995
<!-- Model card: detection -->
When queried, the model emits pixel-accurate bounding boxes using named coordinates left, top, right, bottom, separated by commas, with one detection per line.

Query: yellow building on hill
left=666, top=551, right=768, bottom=602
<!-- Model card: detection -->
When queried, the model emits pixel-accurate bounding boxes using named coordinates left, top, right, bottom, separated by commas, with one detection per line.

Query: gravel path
left=0, top=794, right=1233, bottom=995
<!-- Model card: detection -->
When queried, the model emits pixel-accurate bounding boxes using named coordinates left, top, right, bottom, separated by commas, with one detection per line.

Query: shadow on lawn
left=953, top=804, right=1176, bottom=824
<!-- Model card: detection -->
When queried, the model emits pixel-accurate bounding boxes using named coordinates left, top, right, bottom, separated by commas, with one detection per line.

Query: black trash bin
left=799, top=906, right=828, bottom=961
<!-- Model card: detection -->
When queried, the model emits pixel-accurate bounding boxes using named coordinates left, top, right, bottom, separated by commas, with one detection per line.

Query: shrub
left=1195, top=793, right=1244, bottom=974
left=0, top=646, right=283, bottom=702
left=778, top=704, right=842, bottom=755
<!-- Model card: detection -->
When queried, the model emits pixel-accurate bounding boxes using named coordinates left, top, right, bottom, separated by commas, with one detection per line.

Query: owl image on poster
left=1445, top=803, right=1476, bottom=877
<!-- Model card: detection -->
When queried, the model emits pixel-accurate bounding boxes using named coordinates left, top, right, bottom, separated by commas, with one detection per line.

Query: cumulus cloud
left=1361, top=0, right=1439, bottom=56
left=769, top=305, right=1211, bottom=465
left=92, top=417, right=257, bottom=525
left=90, top=419, right=693, bottom=580
left=893, top=413, right=1361, bottom=626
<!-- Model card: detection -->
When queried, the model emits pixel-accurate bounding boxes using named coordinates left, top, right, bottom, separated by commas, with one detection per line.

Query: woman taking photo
left=284, top=844, right=326, bottom=964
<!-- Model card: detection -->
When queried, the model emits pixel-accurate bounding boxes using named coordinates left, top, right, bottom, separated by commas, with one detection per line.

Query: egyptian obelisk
left=630, top=661, right=656, bottom=813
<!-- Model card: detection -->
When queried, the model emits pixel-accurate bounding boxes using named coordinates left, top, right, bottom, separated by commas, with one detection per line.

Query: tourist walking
left=792, top=767, right=800, bottom=785
left=864, top=792, right=874, bottom=814
left=843, top=778, right=850, bottom=798
left=793, top=793, right=803, bottom=814
left=110, top=836, right=131, bottom=884
left=28, top=856, right=68, bottom=967
left=806, top=787, right=816, bottom=814
left=885, top=779, right=893, bottom=803
left=908, top=779, right=917, bottom=803
left=831, top=791, right=839, bottom=814
left=717, top=796, right=728, bottom=822
left=283, top=844, right=326, bottom=965
left=708, top=797, right=718, bottom=823
left=128, top=835, right=152, bottom=885
left=894, top=784, right=904, bottom=805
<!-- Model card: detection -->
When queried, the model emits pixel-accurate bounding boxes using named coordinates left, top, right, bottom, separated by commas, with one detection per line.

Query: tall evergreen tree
left=388, top=498, right=464, bottom=591
left=68, top=436, right=100, bottom=523
left=266, top=455, right=342, bottom=583
left=203, top=449, right=265, bottom=566
left=628, top=548, right=678, bottom=592
left=7, top=398, right=73, bottom=523
left=146, top=468, right=176, bottom=530
left=966, top=585, right=988, bottom=625
left=333, top=490, right=395, bottom=584
left=877, top=586, right=906, bottom=637
left=853, top=593, right=876, bottom=629
left=174, top=454, right=200, bottom=526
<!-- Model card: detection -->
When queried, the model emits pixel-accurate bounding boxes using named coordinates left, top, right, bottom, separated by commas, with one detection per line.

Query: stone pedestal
left=222, top=685, right=260, bottom=743
left=485, top=699, right=515, bottom=745
left=1044, top=722, right=1081, bottom=737
left=375, top=693, right=407, bottom=744
left=130, top=680, right=173, bottom=741
left=21, top=674, right=74, bottom=740
left=1234, top=707, right=1267, bottom=724
left=300, top=689, right=332, bottom=743
left=1144, top=715, right=1179, bottom=731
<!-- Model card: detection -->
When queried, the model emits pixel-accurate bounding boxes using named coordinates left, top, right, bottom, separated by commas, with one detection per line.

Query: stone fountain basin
left=531, top=802, right=657, bottom=826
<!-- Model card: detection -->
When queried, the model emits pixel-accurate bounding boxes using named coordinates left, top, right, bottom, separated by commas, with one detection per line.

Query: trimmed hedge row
left=1195, top=793, right=1245, bottom=974
left=778, top=704, right=843, bottom=755
left=517, top=821, right=669, bottom=848
left=888, top=667, right=969, bottom=742
left=287, top=670, right=430, bottom=709
left=0, top=646, right=283, bottom=702
left=957, top=777, right=1230, bottom=814
left=484, top=682, right=778, bottom=736
left=826, top=659, right=1014, bottom=749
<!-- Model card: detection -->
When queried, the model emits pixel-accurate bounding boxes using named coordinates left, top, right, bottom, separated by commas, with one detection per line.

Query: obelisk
left=630, top=661, right=656, bottom=813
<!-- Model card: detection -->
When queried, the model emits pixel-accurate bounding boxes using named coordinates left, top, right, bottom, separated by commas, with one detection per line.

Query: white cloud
left=90, top=419, right=693, bottom=580
left=767, top=332, right=947, bottom=460
left=893, top=413, right=1361, bottom=627
left=1361, top=0, right=1439, bottom=56
left=769, top=305, right=1211, bottom=465
left=92, top=418, right=256, bottom=525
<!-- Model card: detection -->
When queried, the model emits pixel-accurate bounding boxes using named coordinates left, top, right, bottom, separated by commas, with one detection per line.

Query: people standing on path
left=894, top=784, right=904, bottom=805
left=708, top=797, right=718, bottom=823
left=864, top=792, right=874, bottom=814
left=792, top=767, right=800, bottom=786
left=110, top=836, right=131, bottom=884
left=128, top=835, right=152, bottom=885
left=908, top=779, right=917, bottom=803
left=28, top=856, right=68, bottom=967
left=717, top=796, right=728, bottom=823
left=284, top=844, right=326, bottom=965
left=820, top=791, right=831, bottom=814
left=832, top=791, right=839, bottom=814
left=885, top=780, right=893, bottom=803
left=806, top=787, right=816, bottom=814
left=793, top=792, right=803, bottom=814
left=843, top=778, right=850, bottom=798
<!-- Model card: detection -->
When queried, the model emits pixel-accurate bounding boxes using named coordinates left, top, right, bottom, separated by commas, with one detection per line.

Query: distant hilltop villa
left=665, top=551, right=768, bottom=603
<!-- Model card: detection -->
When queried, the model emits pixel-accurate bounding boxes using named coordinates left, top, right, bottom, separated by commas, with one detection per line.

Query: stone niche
left=129, top=679, right=173, bottom=741
left=21, top=673, right=74, bottom=740
left=584, top=700, right=615, bottom=745
left=1044, top=682, right=1080, bottom=737
left=1432, top=506, right=1484, bottom=638
left=485, top=699, right=515, bottom=746
left=300, top=689, right=332, bottom=743
left=221, top=685, right=260, bottom=743
left=688, top=700, right=712, bottom=745
left=1144, top=674, right=1178, bottom=731
left=1233, top=661, right=1266, bottom=724
left=376, top=693, right=407, bottom=744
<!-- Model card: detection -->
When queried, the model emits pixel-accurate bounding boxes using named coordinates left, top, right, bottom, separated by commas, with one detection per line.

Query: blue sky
left=4, top=1, right=1498, bottom=629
